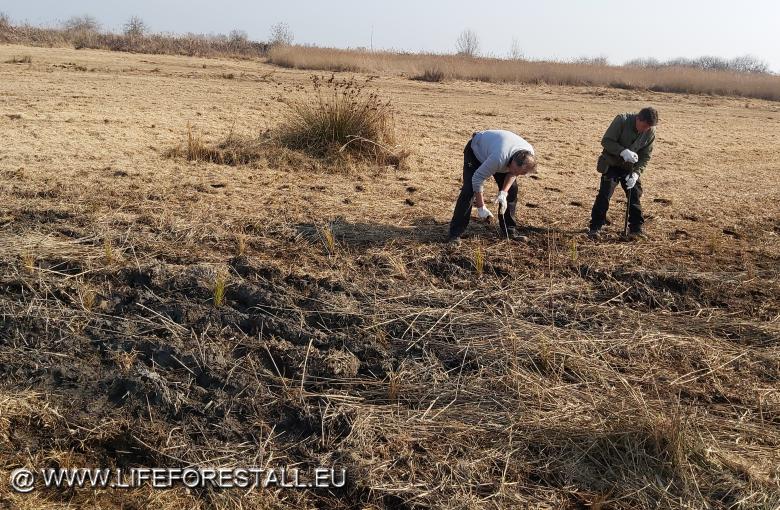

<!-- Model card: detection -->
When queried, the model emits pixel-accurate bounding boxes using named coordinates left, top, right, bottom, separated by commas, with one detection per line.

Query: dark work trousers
left=589, top=166, right=644, bottom=231
left=449, top=140, right=518, bottom=238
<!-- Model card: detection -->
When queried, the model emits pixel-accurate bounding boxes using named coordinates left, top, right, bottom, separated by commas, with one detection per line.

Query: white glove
left=624, top=172, right=639, bottom=189
left=620, top=148, right=639, bottom=164
left=493, top=191, right=508, bottom=215
left=476, top=206, right=493, bottom=220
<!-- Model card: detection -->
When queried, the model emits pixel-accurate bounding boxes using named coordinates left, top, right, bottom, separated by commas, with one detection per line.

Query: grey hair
left=511, top=150, right=537, bottom=172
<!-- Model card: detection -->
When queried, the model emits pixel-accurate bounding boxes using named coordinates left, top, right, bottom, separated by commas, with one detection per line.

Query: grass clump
left=103, top=238, right=115, bottom=264
left=168, top=76, right=409, bottom=171
left=5, top=55, right=32, bottom=64
left=168, top=123, right=269, bottom=165
left=280, top=74, right=408, bottom=168
left=473, top=245, right=484, bottom=276
left=213, top=272, right=227, bottom=308
left=318, top=223, right=337, bottom=256
left=412, top=66, right=445, bottom=82
left=20, top=251, right=35, bottom=273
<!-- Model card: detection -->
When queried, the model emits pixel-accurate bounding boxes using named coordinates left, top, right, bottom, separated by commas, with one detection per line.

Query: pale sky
left=2, top=0, right=779, bottom=72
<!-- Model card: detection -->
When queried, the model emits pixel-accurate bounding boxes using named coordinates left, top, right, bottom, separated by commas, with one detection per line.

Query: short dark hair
left=638, top=107, right=659, bottom=126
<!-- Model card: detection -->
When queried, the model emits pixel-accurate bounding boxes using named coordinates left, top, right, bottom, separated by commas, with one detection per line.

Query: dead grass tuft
left=168, top=77, right=409, bottom=172
left=412, top=66, right=446, bottom=82
left=280, top=75, right=408, bottom=168
left=167, top=123, right=269, bottom=165
left=213, top=271, right=227, bottom=307
left=4, top=55, right=31, bottom=64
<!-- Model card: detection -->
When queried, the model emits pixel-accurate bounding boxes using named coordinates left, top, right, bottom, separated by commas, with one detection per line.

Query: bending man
left=447, top=130, right=537, bottom=242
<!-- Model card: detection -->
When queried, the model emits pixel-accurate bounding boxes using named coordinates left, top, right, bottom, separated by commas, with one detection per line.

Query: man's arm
left=501, top=175, right=516, bottom=192
left=471, top=155, right=501, bottom=207
left=601, top=115, right=626, bottom=156
left=474, top=175, right=515, bottom=207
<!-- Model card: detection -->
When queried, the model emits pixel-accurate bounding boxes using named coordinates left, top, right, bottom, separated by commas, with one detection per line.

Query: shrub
left=412, top=67, right=445, bottom=82
left=62, top=15, right=100, bottom=33
left=625, top=54, right=770, bottom=74
left=0, top=17, right=268, bottom=59
left=279, top=75, right=407, bottom=168
left=455, top=29, right=479, bottom=57
left=5, top=55, right=32, bottom=64
left=123, top=16, right=146, bottom=38
left=269, top=22, right=293, bottom=46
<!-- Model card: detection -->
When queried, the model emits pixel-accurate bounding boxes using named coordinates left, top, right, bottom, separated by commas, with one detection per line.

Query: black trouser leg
left=589, top=167, right=623, bottom=230
left=493, top=172, right=519, bottom=234
left=448, top=140, right=481, bottom=238
left=625, top=179, right=644, bottom=232
left=590, top=166, right=645, bottom=231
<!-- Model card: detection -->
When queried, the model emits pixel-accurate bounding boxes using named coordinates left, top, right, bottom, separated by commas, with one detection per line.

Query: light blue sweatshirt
left=470, top=130, right=535, bottom=193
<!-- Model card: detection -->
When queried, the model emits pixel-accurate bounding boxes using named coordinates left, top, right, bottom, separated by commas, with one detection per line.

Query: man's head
left=636, top=107, right=659, bottom=133
left=508, top=150, right=537, bottom=176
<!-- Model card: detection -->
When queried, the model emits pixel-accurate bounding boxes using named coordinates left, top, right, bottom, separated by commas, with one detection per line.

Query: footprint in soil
left=653, top=198, right=672, bottom=205
left=569, top=201, right=583, bottom=207
left=544, top=187, right=562, bottom=193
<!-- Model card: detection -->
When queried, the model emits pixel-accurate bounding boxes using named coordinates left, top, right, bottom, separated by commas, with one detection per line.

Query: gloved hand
left=624, top=172, right=639, bottom=189
left=476, top=206, right=494, bottom=220
left=620, top=148, right=639, bottom=164
left=493, top=191, right=508, bottom=215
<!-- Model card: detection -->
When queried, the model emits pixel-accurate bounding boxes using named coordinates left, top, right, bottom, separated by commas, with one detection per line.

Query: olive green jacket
left=597, top=113, right=655, bottom=174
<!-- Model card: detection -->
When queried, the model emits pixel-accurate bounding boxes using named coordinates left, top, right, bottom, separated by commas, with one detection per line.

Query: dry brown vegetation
left=0, top=20, right=267, bottom=58
left=1, top=15, right=778, bottom=101
left=1, top=44, right=779, bottom=509
left=168, top=75, right=408, bottom=171
left=268, top=46, right=780, bottom=101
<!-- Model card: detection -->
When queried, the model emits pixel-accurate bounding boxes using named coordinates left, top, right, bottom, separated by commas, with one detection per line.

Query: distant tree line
left=625, top=55, right=770, bottom=74
left=454, top=27, right=771, bottom=75
left=0, top=12, right=295, bottom=58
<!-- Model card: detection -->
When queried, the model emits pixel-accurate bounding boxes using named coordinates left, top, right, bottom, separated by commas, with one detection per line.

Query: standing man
left=588, top=107, right=658, bottom=239
left=447, top=130, right=537, bottom=243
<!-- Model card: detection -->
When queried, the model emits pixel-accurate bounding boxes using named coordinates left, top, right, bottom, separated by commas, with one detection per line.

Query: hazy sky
left=2, top=0, right=779, bottom=71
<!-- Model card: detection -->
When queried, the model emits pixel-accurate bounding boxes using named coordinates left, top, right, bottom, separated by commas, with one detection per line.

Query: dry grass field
left=1, top=44, right=779, bottom=509
left=267, top=46, right=780, bottom=101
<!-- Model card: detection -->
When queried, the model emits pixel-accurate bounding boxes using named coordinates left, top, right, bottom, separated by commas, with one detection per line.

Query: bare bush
left=229, top=29, right=248, bottom=44
left=62, top=15, right=100, bottom=33
left=729, top=55, right=770, bottom=74
left=573, top=56, right=609, bottom=66
left=0, top=17, right=268, bottom=59
left=626, top=54, right=770, bottom=74
left=269, top=21, right=293, bottom=46
left=509, top=38, right=525, bottom=60
left=455, top=29, right=480, bottom=57
left=625, top=57, right=662, bottom=69
left=123, top=16, right=146, bottom=38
